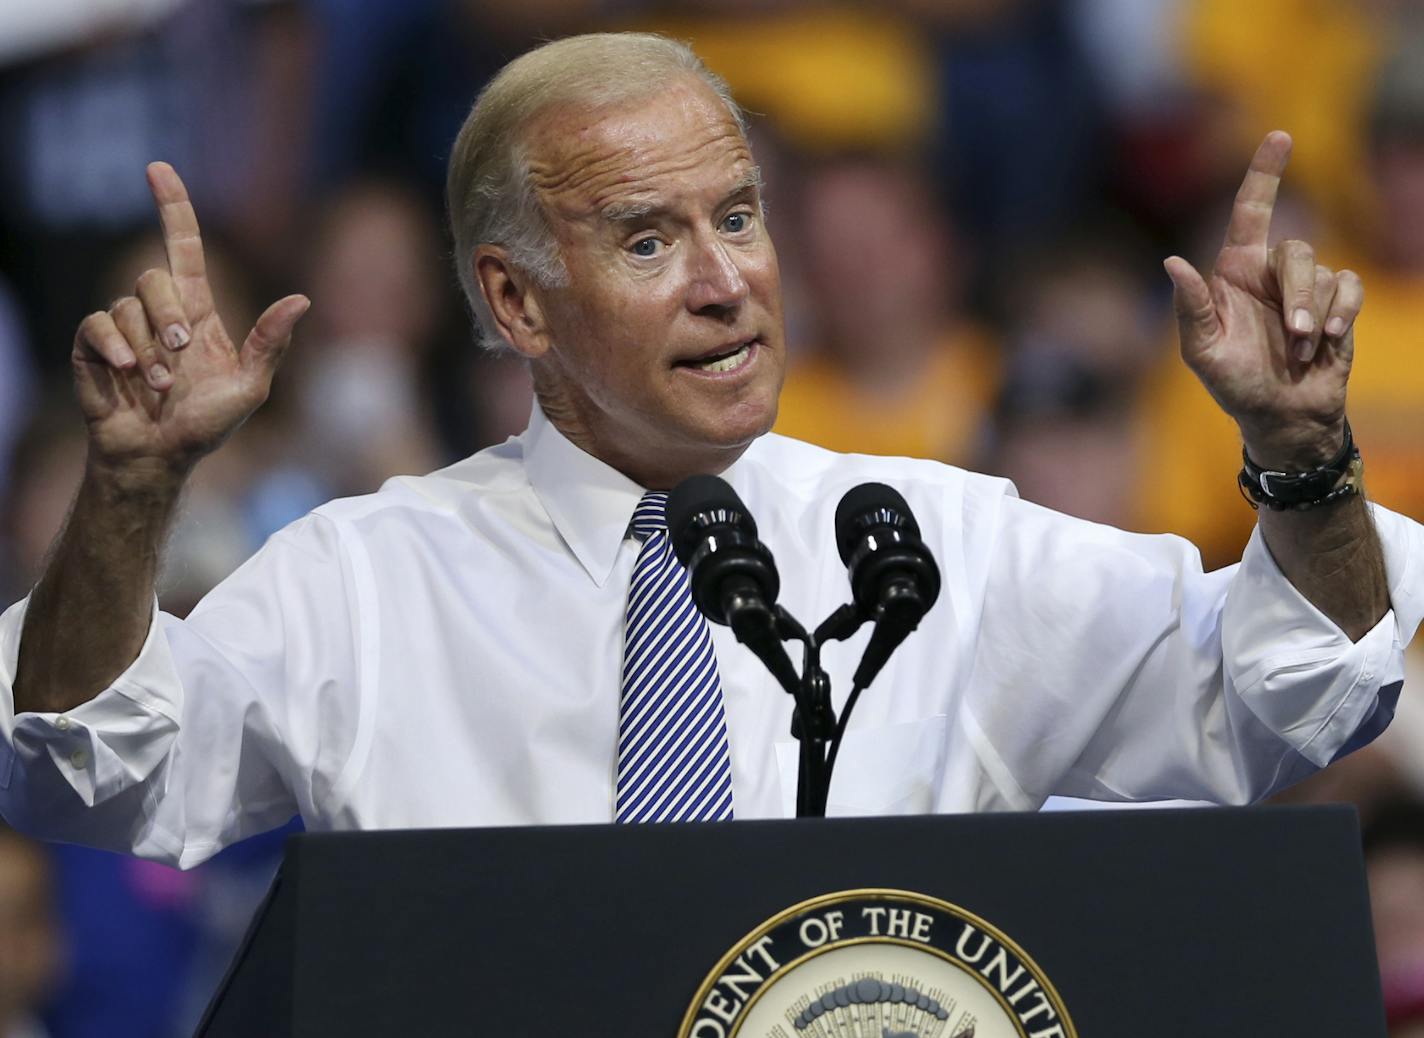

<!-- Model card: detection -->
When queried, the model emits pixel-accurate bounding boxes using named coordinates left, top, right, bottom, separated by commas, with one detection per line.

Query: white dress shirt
left=2, top=405, right=1421, bottom=868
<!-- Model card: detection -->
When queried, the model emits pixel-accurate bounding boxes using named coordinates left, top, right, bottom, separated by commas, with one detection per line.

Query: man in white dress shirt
left=1, top=34, right=1420, bottom=868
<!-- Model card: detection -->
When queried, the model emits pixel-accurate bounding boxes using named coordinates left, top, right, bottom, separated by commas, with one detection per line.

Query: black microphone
left=834, top=483, right=942, bottom=689
left=666, top=475, right=800, bottom=696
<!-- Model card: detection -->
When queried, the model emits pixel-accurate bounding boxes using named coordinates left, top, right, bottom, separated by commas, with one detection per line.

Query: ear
left=474, top=246, right=553, bottom=358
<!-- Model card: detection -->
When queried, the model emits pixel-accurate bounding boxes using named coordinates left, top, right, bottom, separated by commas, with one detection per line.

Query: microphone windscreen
left=665, top=474, right=753, bottom=565
left=834, top=482, right=918, bottom=565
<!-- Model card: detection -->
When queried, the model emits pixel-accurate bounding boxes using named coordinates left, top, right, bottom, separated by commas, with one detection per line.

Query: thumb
left=241, top=294, right=310, bottom=381
left=1163, top=256, right=1219, bottom=361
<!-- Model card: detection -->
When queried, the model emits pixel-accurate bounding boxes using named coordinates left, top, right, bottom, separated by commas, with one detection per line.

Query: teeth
left=697, top=342, right=751, bottom=373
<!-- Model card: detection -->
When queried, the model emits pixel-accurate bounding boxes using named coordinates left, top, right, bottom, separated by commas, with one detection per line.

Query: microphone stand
left=753, top=605, right=873, bottom=818
left=712, top=588, right=845, bottom=817
left=768, top=610, right=833, bottom=818
left=721, top=594, right=918, bottom=818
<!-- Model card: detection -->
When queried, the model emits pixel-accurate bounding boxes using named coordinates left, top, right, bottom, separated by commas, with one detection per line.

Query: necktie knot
left=631, top=491, right=669, bottom=542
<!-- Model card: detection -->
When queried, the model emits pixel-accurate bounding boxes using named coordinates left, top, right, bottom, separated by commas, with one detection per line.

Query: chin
left=715, top=392, right=779, bottom=444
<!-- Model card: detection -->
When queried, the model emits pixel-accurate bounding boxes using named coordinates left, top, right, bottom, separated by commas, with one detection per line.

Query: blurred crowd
left=2, top=0, right=1424, bottom=1034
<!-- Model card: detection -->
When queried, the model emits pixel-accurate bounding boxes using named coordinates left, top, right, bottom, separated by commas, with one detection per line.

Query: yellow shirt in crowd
left=773, top=326, right=998, bottom=466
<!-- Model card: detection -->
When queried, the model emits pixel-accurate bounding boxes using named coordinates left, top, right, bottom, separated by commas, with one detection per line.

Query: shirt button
left=54, top=717, right=71, bottom=731
left=69, top=749, right=89, bottom=769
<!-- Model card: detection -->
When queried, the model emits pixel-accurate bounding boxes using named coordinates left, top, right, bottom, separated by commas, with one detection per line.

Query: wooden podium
left=197, top=805, right=1386, bottom=1036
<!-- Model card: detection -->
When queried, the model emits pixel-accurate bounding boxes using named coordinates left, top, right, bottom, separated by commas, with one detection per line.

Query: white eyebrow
left=729, top=166, right=764, bottom=196
left=599, top=166, right=764, bottom=224
left=601, top=199, right=656, bottom=222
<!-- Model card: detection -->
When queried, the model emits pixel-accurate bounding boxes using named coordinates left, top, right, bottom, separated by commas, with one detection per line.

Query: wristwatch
left=1238, top=420, right=1363, bottom=511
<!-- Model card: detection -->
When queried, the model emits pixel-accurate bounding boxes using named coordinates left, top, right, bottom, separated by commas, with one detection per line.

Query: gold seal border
left=675, top=887, right=1078, bottom=1038
left=731, top=935, right=1035, bottom=1036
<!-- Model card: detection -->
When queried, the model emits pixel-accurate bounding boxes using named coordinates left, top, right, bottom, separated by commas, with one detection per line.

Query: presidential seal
left=678, top=889, right=1075, bottom=1038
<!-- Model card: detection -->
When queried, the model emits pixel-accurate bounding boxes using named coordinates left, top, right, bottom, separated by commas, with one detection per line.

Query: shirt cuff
left=1223, top=521, right=1403, bottom=769
left=0, top=594, right=182, bottom=806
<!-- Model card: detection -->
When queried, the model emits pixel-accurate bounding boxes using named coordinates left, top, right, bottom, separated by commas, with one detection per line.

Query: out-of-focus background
left=2, top=0, right=1424, bottom=1034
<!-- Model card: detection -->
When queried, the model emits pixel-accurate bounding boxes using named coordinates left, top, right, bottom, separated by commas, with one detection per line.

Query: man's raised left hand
left=1164, top=130, right=1363, bottom=471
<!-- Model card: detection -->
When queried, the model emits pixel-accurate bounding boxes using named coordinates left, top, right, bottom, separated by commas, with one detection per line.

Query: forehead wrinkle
left=584, top=139, right=756, bottom=222
left=531, top=118, right=753, bottom=223
left=600, top=166, right=761, bottom=224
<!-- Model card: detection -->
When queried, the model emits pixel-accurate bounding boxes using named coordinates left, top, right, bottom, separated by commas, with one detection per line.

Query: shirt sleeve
left=0, top=513, right=358, bottom=868
left=960, top=487, right=1421, bottom=807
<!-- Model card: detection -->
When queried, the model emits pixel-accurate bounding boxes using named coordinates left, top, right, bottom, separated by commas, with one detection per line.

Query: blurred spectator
left=1068, top=0, right=1220, bottom=236
left=1070, top=0, right=1190, bottom=121
left=0, top=825, right=61, bottom=1038
left=980, top=350, right=1140, bottom=527
left=452, top=349, right=535, bottom=452
left=773, top=154, right=997, bottom=464
left=1365, top=798, right=1424, bottom=1037
left=0, top=0, right=313, bottom=366
left=1178, top=0, right=1422, bottom=243
left=41, top=820, right=297, bottom=1038
left=291, top=179, right=448, bottom=495
left=634, top=5, right=941, bottom=157
left=978, top=222, right=1160, bottom=523
left=0, top=1, right=184, bottom=67
left=40, top=848, right=201, bottom=1038
left=0, top=398, right=85, bottom=607
left=1343, top=38, right=1424, bottom=521
left=931, top=0, right=1107, bottom=285
left=310, top=0, right=594, bottom=197
left=0, top=278, right=35, bottom=506
left=994, top=221, right=1163, bottom=380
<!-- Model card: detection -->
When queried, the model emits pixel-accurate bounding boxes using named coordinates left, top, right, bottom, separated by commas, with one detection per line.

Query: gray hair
left=445, top=32, right=747, bottom=352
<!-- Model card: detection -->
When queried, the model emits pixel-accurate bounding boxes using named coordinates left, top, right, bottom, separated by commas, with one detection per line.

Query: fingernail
left=150, top=363, right=171, bottom=384
left=1294, top=338, right=1314, bottom=362
left=164, top=324, right=190, bottom=350
left=1325, top=316, right=1346, bottom=337
left=1291, top=308, right=1313, bottom=335
left=116, top=345, right=137, bottom=368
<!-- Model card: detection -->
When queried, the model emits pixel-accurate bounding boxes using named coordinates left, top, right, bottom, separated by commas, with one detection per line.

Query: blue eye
left=631, top=237, right=661, bottom=257
left=723, top=212, right=750, bottom=233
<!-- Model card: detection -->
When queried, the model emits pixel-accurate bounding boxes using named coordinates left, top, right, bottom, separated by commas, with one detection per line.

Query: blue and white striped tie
left=615, top=491, right=735, bottom=823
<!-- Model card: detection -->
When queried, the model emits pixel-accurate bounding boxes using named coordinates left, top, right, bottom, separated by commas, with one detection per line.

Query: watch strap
left=1238, top=420, right=1362, bottom=511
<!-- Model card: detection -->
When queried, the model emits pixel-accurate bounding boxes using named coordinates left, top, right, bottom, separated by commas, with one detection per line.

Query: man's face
left=520, top=77, right=785, bottom=484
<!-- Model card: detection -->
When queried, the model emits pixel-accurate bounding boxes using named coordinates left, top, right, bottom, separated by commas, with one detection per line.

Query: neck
left=533, top=379, right=748, bottom=491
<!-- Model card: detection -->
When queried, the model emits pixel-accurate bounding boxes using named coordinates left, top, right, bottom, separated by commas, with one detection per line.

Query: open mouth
left=678, top=338, right=758, bottom=374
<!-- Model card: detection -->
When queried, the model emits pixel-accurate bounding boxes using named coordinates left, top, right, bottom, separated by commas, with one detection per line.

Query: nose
left=685, top=234, right=749, bottom=316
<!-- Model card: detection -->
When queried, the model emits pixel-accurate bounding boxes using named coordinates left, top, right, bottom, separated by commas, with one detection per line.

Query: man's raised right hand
left=72, top=162, right=309, bottom=480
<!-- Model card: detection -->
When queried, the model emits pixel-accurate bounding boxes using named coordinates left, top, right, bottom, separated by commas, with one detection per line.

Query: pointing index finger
left=1223, top=130, right=1293, bottom=250
left=146, top=161, right=213, bottom=316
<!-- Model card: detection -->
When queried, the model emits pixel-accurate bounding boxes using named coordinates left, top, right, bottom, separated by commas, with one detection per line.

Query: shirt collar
left=520, top=401, right=758, bottom=588
left=522, top=401, right=648, bottom=588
